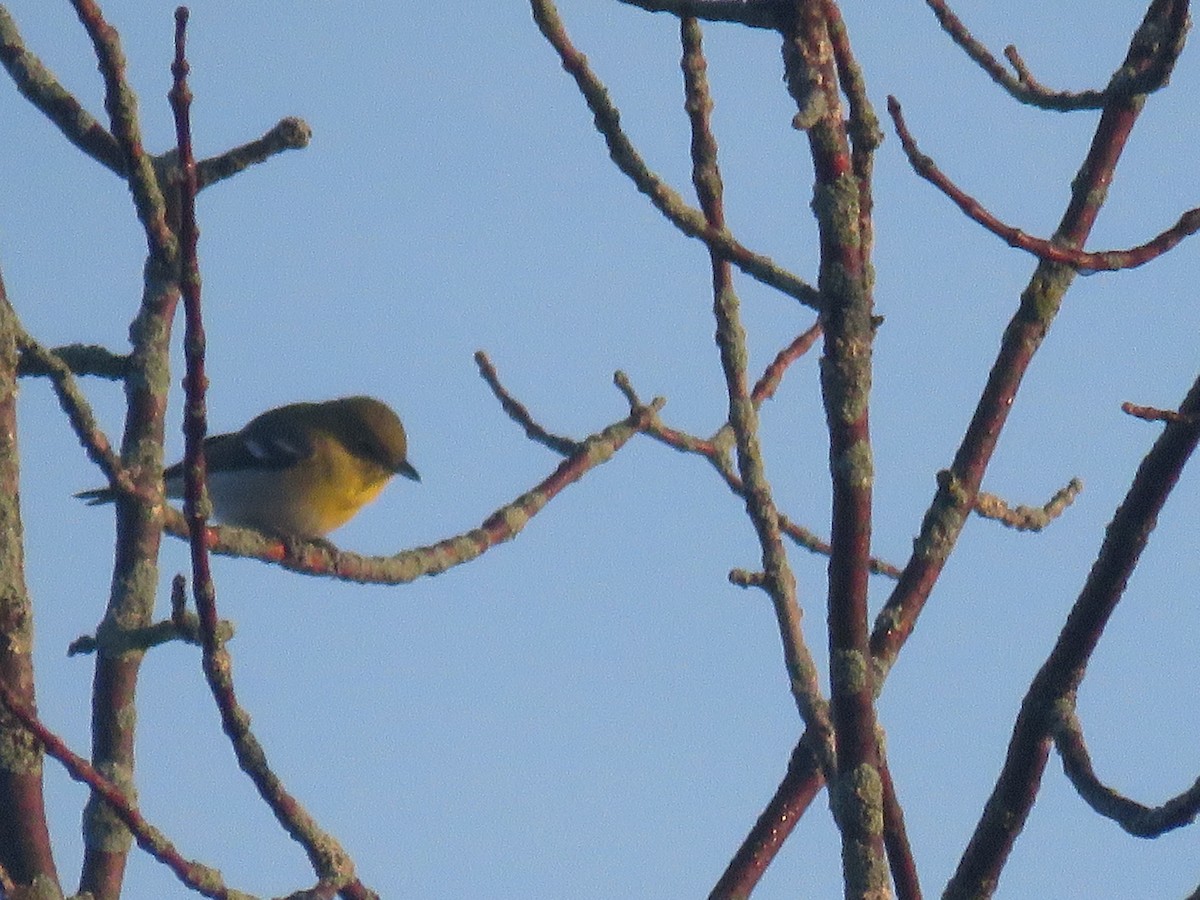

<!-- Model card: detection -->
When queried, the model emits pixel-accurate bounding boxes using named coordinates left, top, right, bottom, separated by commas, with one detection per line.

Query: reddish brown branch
left=946, top=367, right=1200, bottom=897
left=0, top=270, right=59, bottom=894
left=785, top=3, right=890, bottom=894
left=880, top=754, right=922, bottom=900
left=888, top=96, right=1200, bottom=272
left=169, top=18, right=371, bottom=898
left=709, top=735, right=825, bottom=897
left=0, top=678, right=233, bottom=898
left=1122, top=400, right=1197, bottom=424
left=750, top=321, right=822, bottom=405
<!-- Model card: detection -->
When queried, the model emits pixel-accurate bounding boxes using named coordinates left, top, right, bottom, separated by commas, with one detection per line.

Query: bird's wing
left=163, top=421, right=315, bottom=478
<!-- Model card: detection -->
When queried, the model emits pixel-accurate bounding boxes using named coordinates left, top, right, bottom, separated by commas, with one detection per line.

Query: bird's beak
left=397, top=460, right=420, bottom=482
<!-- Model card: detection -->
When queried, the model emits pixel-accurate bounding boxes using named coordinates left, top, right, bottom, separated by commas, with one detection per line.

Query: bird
left=76, top=396, right=420, bottom=539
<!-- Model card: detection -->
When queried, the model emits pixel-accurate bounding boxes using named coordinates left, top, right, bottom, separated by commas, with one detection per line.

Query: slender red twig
left=880, top=754, right=923, bottom=900
left=169, top=15, right=373, bottom=899
left=475, top=351, right=581, bottom=455
left=750, top=321, right=822, bottom=405
left=888, top=95, right=1200, bottom=272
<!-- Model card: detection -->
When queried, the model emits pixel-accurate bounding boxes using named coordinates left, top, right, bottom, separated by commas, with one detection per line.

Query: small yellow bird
left=77, top=396, right=420, bottom=539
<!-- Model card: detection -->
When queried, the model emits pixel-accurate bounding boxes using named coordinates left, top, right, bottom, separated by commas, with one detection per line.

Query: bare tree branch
left=530, top=0, right=822, bottom=310
left=974, top=477, right=1083, bottom=532
left=1054, top=701, right=1200, bottom=837
left=889, top=96, right=1200, bottom=272
left=945, top=366, right=1200, bottom=897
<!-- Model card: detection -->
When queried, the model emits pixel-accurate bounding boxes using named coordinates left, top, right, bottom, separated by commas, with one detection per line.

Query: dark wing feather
left=162, top=417, right=315, bottom=479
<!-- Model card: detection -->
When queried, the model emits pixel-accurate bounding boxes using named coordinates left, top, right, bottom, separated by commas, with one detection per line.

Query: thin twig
left=196, top=116, right=312, bottom=189
left=15, top=331, right=132, bottom=497
left=922, top=0, right=1110, bottom=110
left=683, top=14, right=832, bottom=748
left=530, top=0, right=822, bottom=310
left=750, top=321, right=822, bottom=405
left=889, top=96, right=1200, bottom=272
left=973, top=477, right=1083, bottom=532
left=169, top=17, right=371, bottom=898
left=1122, top=400, right=1197, bottom=424
left=475, top=351, right=582, bottom=455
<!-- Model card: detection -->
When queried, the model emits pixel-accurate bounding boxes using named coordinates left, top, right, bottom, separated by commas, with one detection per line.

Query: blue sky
left=2, top=1, right=1198, bottom=897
